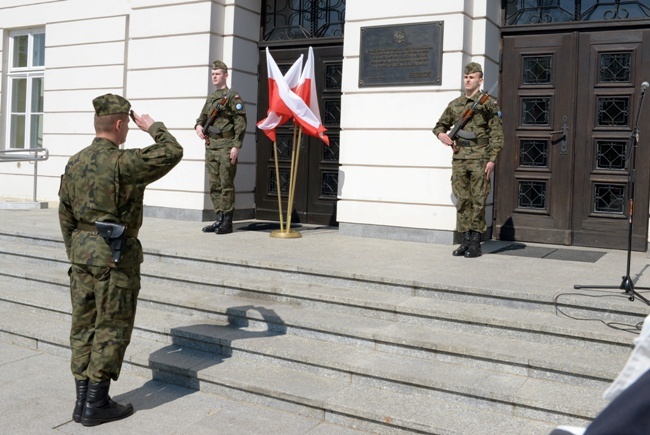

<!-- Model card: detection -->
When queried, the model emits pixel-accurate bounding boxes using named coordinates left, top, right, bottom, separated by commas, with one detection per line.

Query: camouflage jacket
left=433, top=92, right=504, bottom=161
left=58, top=122, right=183, bottom=267
left=195, top=87, right=247, bottom=149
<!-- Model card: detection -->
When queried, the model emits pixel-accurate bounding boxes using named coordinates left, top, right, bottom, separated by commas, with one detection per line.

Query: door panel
left=255, top=46, right=341, bottom=225
left=495, top=34, right=577, bottom=244
left=496, top=29, right=650, bottom=251
left=571, top=30, right=650, bottom=250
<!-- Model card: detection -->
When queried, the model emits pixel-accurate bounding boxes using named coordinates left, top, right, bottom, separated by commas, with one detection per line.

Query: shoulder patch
left=235, top=103, right=243, bottom=110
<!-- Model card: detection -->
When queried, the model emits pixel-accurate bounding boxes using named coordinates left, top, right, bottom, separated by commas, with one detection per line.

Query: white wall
left=338, top=0, right=501, bottom=241
left=0, top=0, right=261, bottom=220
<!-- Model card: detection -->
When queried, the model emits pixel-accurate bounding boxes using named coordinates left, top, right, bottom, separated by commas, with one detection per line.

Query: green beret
left=212, top=60, right=228, bottom=72
left=464, top=62, right=483, bottom=75
left=92, top=93, right=131, bottom=117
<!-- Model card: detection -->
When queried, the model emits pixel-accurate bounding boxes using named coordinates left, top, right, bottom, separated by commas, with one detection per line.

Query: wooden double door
left=255, top=46, right=342, bottom=226
left=495, top=28, right=650, bottom=250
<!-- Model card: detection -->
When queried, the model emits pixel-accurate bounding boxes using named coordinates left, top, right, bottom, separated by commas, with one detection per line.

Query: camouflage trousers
left=69, top=264, right=140, bottom=382
left=451, top=158, right=491, bottom=233
left=206, top=147, right=237, bottom=213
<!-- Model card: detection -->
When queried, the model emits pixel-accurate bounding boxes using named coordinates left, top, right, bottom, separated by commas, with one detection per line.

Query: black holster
left=94, top=221, right=126, bottom=263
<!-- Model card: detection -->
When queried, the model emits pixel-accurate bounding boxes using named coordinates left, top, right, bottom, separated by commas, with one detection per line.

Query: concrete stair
left=0, top=232, right=643, bottom=434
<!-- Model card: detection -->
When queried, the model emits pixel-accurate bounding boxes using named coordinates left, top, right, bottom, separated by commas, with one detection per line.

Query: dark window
left=505, top=0, right=650, bottom=26
left=521, top=97, right=551, bottom=126
left=520, top=139, right=549, bottom=167
left=321, top=171, right=338, bottom=197
left=323, top=134, right=340, bottom=161
left=597, top=97, right=630, bottom=126
left=518, top=180, right=547, bottom=209
left=599, top=52, right=632, bottom=83
left=596, top=140, right=627, bottom=169
left=594, top=183, right=625, bottom=214
left=523, top=56, right=553, bottom=85
left=262, top=0, right=346, bottom=41
left=269, top=168, right=291, bottom=196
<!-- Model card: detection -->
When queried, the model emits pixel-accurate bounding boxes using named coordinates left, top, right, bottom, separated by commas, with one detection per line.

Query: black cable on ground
left=554, top=290, right=645, bottom=334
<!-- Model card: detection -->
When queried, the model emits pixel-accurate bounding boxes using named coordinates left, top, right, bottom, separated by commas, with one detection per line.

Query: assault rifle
left=448, top=80, right=498, bottom=153
left=201, top=92, right=231, bottom=145
left=201, top=109, right=219, bottom=146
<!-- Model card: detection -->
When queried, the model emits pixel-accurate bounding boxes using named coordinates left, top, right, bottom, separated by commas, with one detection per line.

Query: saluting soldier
left=195, top=60, right=247, bottom=235
left=58, top=94, right=183, bottom=426
left=433, top=62, right=504, bottom=258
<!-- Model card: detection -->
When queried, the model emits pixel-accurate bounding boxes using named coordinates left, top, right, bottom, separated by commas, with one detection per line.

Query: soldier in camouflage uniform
left=433, top=62, right=504, bottom=258
left=58, top=94, right=183, bottom=426
left=195, top=60, right=247, bottom=235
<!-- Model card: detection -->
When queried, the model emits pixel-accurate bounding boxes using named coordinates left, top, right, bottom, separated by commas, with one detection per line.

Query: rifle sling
left=207, top=130, right=236, bottom=140
left=456, top=138, right=489, bottom=147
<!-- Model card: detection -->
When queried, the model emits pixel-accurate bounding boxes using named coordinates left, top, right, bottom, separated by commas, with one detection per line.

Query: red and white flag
left=256, top=51, right=302, bottom=141
left=257, top=48, right=328, bottom=145
left=295, top=47, right=329, bottom=145
left=285, top=54, right=303, bottom=91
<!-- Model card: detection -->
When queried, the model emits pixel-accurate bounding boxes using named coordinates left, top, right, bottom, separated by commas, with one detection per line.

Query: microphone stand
left=574, top=83, right=649, bottom=305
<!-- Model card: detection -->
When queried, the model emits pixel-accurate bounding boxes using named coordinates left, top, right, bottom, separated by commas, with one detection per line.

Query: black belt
left=76, top=222, right=139, bottom=238
left=208, top=130, right=235, bottom=139
left=457, top=138, right=489, bottom=147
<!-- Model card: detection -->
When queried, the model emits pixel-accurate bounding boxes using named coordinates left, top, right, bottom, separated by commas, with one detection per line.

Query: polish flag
left=257, top=48, right=328, bottom=145
left=295, top=47, right=329, bottom=145
left=256, top=52, right=303, bottom=141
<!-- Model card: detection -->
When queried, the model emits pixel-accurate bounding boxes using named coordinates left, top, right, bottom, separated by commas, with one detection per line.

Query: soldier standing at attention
left=58, top=94, right=183, bottom=426
left=195, top=60, right=247, bottom=234
left=433, top=62, right=504, bottom=258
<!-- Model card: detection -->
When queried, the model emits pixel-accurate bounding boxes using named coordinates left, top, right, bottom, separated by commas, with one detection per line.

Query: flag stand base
left=270, top=229, right=302, bottom=239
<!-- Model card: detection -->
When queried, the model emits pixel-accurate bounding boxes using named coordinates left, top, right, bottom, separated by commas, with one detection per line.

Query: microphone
left=642, top=81, right=649, bottom=91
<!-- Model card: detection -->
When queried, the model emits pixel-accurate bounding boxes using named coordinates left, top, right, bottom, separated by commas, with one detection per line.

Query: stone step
left=5, top=237, right=646, bottom=323
left=141, top=259, right=640, bottom=349
left=0, top=282, right=613, bottom=423
left=0, top=301, right=585, bottom=433
left=0, top=251, right=637, bottom=356
left=3, top=236, right=648, bottom=324
left=0, top=257, right=632, bottom=387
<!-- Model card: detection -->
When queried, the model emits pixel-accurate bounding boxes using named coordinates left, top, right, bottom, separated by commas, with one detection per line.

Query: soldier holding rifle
left=433, top=62, right=504, bottom=258
left=195, top=60, right=247, bottom=235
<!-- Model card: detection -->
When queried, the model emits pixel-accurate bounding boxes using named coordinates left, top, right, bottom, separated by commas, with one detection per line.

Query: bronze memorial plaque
left=359, top=21, right=443, bottom=87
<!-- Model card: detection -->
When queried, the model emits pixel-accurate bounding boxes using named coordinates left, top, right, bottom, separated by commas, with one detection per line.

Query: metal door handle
left=551, top=116, right=569, bottom=155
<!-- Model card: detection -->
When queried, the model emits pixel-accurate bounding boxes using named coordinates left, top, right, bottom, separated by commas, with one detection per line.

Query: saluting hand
left=131, top=111, right=155, bottom=132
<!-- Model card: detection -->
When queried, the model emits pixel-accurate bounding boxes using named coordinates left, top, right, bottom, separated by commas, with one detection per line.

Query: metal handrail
left=0, top=148, right=50, bottom=203
left=0, top=148, right=49, bottom=162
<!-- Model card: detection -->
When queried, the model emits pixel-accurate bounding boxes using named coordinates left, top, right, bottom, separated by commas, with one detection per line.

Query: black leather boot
left=81, top=379, right=133, bottom=426
left=72, top=378, right=88, bottom=423
left=452, top=232, right=471, bottom=257
left=216, top=211, right=233, bottom=234
left=464, top=231, right=482, bottom=258
left=202, top=211, right=224, bottom=233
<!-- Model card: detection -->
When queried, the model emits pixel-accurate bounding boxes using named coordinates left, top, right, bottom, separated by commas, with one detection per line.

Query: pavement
left=2, top=207, right=650, bottom=434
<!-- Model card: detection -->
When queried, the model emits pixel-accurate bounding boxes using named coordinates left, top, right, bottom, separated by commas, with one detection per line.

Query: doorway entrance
left=255, top=46, right=342, bottom=226
left=495, top=27, right=650, bottom=250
